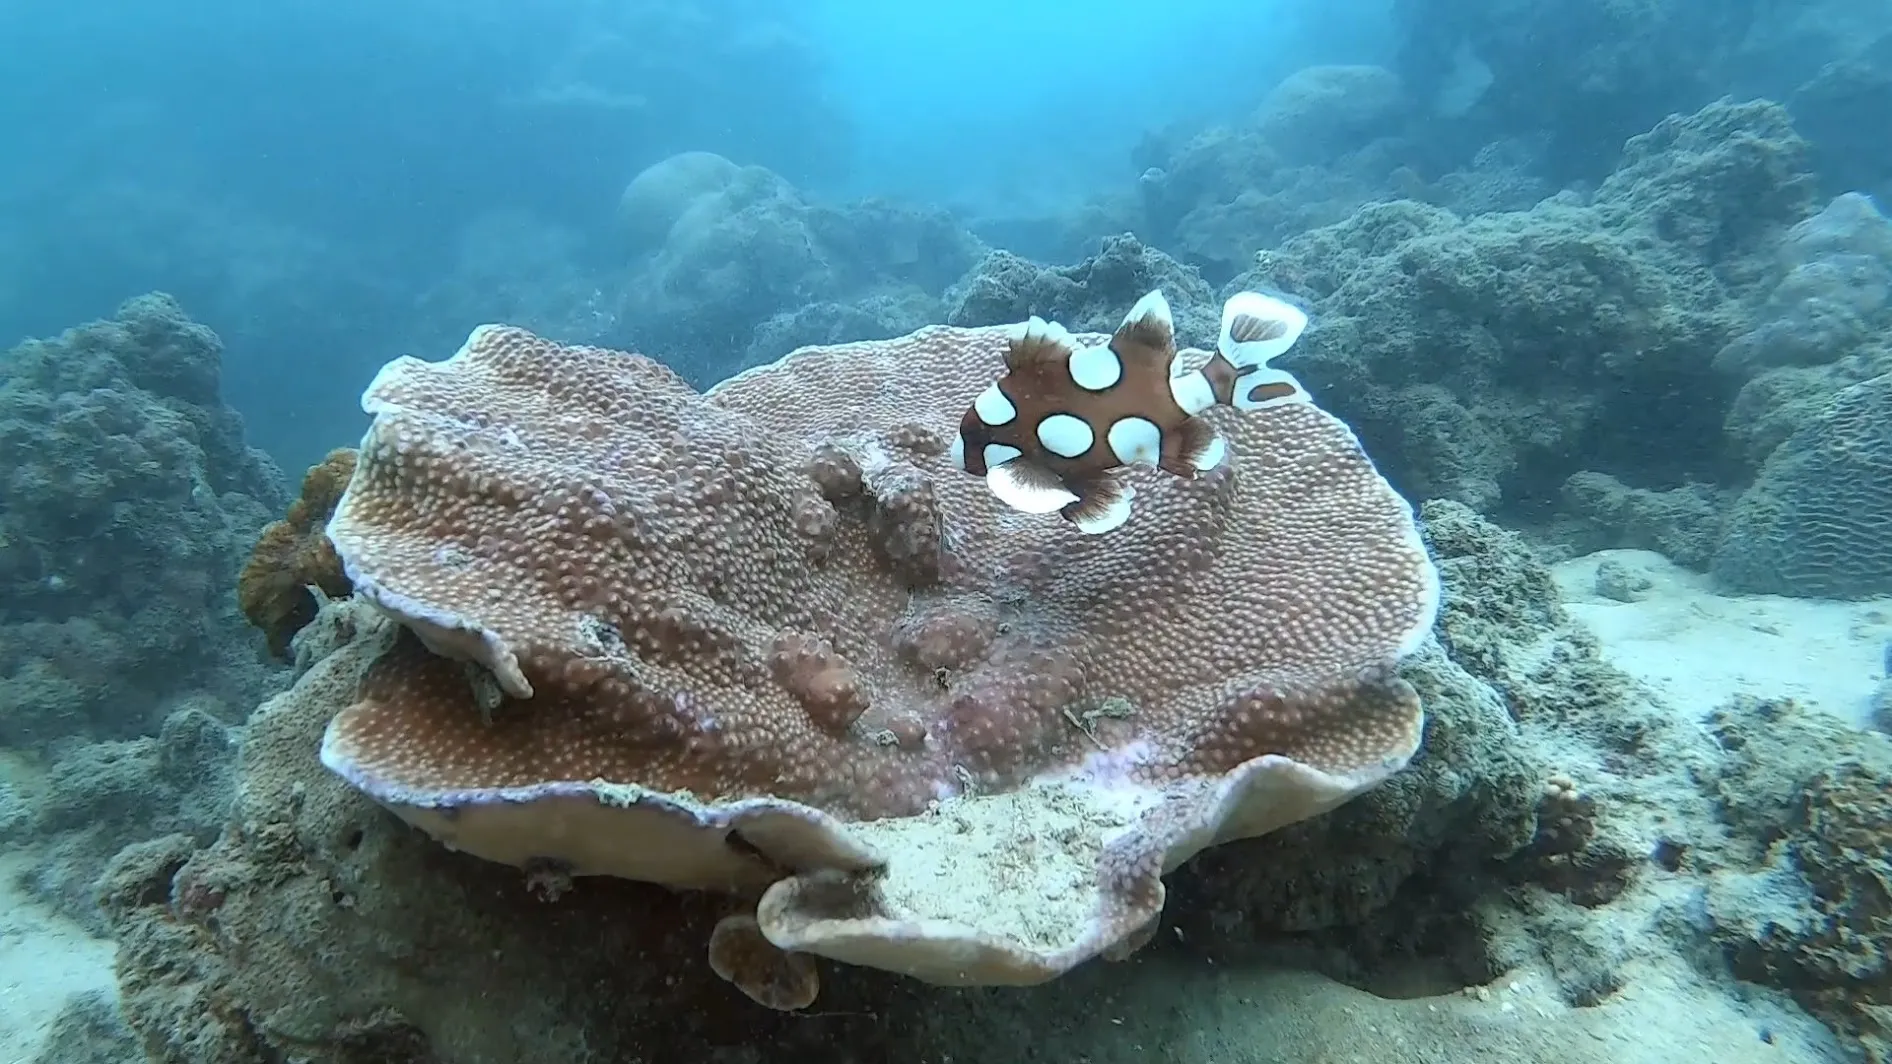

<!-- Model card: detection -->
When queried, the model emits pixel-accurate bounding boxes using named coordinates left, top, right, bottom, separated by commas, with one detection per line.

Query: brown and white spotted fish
left=949, top=288, right=1311, bottom=534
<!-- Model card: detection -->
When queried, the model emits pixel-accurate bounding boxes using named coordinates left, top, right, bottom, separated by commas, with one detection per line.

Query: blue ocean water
left=1, top=2, right=1891, bottom=1063
left=0, top=0, right=1400, bottom=469
left=809, top=0, right=1390, bottom=208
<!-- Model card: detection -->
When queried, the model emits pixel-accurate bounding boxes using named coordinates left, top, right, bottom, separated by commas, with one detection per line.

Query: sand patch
left=0, top=852, right=116, bottom=1064
left=1172, top=956, right=1848, bottom=1064
left=1553, top=550, right=1892, bottom=727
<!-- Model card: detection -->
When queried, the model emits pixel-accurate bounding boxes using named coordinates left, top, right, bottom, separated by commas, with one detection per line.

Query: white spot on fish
left=974, top=383, right=1017, bottom=426
left=1036, top=413, right=1095, bottom=459
left=1067, top=344, right=1123, bottom=391
left=1106, top=416, right=1163, bottom=466
left=1169, top=369, right=1217, bottom=415
left=983, top=442, right=1023, bottom=468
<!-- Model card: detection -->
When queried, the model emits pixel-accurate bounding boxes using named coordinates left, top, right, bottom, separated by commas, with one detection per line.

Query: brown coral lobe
left=238, top=447, right=358, bottom=658
left=768, top=631, right=869, bottom=735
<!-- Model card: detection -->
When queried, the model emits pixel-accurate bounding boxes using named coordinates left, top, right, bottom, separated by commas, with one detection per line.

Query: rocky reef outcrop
left=0, top=295, right=287, bottom=749
left=611, top=151, right=986, bottom=383
left=1234, top=98, right=1812, bottom=514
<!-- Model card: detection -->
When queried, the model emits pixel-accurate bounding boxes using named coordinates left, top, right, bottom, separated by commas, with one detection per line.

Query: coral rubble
left=1707, top=698, right=1892, bottom=1061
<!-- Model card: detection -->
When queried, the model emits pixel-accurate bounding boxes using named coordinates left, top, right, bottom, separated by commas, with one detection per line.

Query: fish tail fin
left=1218, top=291, right=1308, bottom=370
left=1216, top=291, right=1314, bottom=411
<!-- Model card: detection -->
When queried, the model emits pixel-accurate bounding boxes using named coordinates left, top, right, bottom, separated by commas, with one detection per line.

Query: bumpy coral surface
left=318, top=306, right=1438, bottom=992
left=0, top=294, right=285, bottom=747
left=239, top=448, right=357, bottom=657
left=97, top=506, right=1678, bottom=1064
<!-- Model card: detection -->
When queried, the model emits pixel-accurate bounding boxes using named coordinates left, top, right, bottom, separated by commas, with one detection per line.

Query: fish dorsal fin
left=1111, top=289, right=1176, bottom=368
left=1004, top=316, right=1078, bottom=372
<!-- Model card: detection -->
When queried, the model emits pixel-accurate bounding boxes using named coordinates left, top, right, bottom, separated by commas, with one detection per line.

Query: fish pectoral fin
left=1159, top=417, right=1229, bottom=478
left=1059, top=475, right=1137, bottom=535
left=986, top=458, right=1081, bottom=514
left=1004, top=316, right=1078, bottom=372
left=1218, top=291, right=1309, bottom=369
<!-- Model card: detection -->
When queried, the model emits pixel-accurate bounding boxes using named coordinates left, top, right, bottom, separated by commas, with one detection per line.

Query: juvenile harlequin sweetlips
left=951, top=289, right=1309, bottom=533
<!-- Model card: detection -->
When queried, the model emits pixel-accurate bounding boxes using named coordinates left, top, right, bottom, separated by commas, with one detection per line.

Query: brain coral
left=319, top=303, right=1438, bottom=999
left=1712, top=371, right=1892, bottom=598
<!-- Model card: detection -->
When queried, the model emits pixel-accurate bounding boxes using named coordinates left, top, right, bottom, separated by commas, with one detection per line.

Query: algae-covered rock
left=1560, top=471, right=1730, bottom=570
left=18, top=705, right=237, bottom=931
left=1705, top=697, right=1892, bottom=1061
left=1230, top=99, right=1808, bottom=512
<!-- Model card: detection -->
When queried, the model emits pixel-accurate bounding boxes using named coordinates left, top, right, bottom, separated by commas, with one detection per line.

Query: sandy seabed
left=0, top=851, right=114, bottom=1064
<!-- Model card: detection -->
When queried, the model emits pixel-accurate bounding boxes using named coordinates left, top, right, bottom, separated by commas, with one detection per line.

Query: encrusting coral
left=238, top=448, right=357, bottom=657
left=315, top=298, right=1439, bottom=1005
